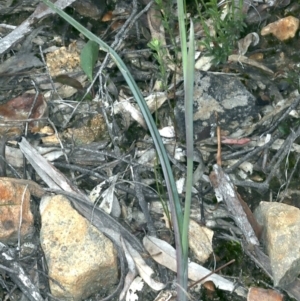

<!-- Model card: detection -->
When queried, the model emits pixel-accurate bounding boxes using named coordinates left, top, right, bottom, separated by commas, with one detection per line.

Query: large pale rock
left=40, top=195, right=118, bottom=301
left=254, top=202, right=300, bottom=287
left=0, top=178, right=34, bottom=244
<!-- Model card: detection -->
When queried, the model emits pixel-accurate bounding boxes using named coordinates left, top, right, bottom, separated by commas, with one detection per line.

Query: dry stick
left=265, top=95, right=300, bottom=135
left=215, top=119, right=262, bottom=239
left=0, top=135, right=9, bottom=176
left=265, top=125, right=300, bottom=174
left=225, top=131, right=281, bottom=174
left=53, top=162, right=160, bottom=200
left=265, top=125, right=300, bottom=186
left=209, top=164, right=260, bottom=246
left=188, top=259, right=235, bottom=289
left=278, top=154, right=300, bottom=202
left=17, top=185, right=28, bottom=256
left=216, top=125, right=222, bottom=166
left=210, top=118, right=261, bottom=245
left=222, top=147, right=255, bottom=161
left=225, top=95, right=300, bottom=176
left=132, top=166, right=156, bottom=236
left=0, top=242, right=44, bottom=301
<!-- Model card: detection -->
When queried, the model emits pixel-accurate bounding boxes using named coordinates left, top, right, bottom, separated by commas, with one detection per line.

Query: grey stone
left=175, top=71, right=259, bottom=141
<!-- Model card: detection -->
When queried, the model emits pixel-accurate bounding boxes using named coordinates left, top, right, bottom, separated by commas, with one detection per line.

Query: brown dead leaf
left=54, top=74, right=83, bottom=90
left=0, top=93, right=47, bottom=134
left=0, top=93, right=46, bottom=121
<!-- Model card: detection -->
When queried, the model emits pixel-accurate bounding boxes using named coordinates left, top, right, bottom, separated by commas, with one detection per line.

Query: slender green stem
left=40, top=1, right=183, bottom=229
left=177, top=0, right=187, bottom=77
left=175, top=0, right=195, bottom=298
left=40, top=2, right=197, bottom=300
left=181, top=19, right=195, bottom=296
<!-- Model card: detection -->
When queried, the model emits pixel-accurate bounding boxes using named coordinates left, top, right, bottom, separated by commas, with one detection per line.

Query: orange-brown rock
left=261, top=16, right=299, bottom=41
left=0, top=178, right=34, bottom=244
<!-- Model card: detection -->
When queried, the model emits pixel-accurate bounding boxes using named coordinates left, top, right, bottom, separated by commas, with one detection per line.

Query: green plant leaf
left=80, top=40, right=99, bottom=82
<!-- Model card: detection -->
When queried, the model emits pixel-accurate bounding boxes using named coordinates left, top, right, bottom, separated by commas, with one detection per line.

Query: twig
left=17, top=185, right=28, bottom=256
left=188, top=259, right=235, bottom=289
left=216, top=125, right=221, bottom=166
left=265, top=95, right=300, bottom=135
left=209, top=164, right=260, bottom=246
left=278, top=154, right=300, bottom=202
left=265, top=125, right=300, bottom=184
left=225, top=131, right=281, bottom=174
left=39, top=45, right=62, bottom=100
left=132, top=165, right=156, bottom=236
left=0, top=242, right=44, bottom=301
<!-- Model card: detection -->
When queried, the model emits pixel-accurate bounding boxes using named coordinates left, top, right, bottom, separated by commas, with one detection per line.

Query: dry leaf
left=89, top=175, right=121, bottom=218
left=120, top=237, right=138, bottom=301
left=195, top=55, right=214, bottom=71
left=158, top=126, right=175, bottom=138
left=125, top=277, right=144, bottom=301
left=228, top=55, right=274, bottom=74
left=124, top=240, right=166, bottom=291
left=238, top=33, right=259, bottom=56
left=143, top=236, right=246, bottom=298
left=153, top=290, right=176, bottom=301
left=0, top=93, right=47, bottom=135
left=0, top=93, right=46, bottom=121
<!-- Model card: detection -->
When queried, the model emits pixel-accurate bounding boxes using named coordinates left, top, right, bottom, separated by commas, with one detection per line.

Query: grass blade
left=41, top=1, right=185, bottom=297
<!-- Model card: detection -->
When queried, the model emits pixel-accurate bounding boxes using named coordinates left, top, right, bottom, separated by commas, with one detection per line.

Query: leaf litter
left=0, top=0, right=300, bottom=301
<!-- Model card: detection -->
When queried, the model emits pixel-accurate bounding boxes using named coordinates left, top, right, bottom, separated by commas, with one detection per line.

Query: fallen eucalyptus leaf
left=125, top=240, right=166, bottom=291
left=120, top=237, right=138, bottom=301
left=89, top=175, right=121, bottom=218
left=238, top=32, right=259, bottom=55
left=143, top=236, right=247, bottom=298
left=126, top=277, right=144, bottom=301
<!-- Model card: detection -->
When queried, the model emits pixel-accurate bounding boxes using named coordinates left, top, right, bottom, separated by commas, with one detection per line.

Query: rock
left=189, top=220, right=213, bottom=263
left=254, top=201, right=300, bottom=287
left=261, top=16, right=299, bottom=41
left=62, top=114, right=107, bottom=145
left=0, top=178, right=34, bottom=244
left=40, top=195, right=118, bottom=301
left=71, top=0, right=106, bottom=20
left=247, top=287, right=284, bottom=301
left=175, top=71, right=258, bottom=141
